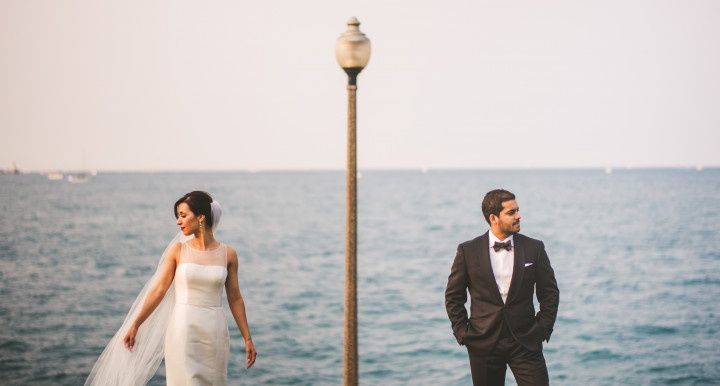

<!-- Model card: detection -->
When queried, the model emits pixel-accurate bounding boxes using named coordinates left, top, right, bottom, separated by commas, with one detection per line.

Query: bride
left=86, top=191, right=257, bottom=385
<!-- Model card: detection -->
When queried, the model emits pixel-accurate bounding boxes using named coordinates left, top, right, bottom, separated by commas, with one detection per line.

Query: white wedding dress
left=85, top=201, right=229, bottom=386
left=164, top=241, right=230, bottom=385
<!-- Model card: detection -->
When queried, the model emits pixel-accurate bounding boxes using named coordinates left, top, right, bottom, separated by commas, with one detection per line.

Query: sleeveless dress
left=164, top=241, right=229, bottom=385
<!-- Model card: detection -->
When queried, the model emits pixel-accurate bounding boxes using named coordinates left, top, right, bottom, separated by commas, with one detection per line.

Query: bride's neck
left=192, top=230, right=216, bottom=249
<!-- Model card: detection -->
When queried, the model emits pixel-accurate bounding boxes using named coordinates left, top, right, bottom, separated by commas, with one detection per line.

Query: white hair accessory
left=210, top=200, right=222, bottom=230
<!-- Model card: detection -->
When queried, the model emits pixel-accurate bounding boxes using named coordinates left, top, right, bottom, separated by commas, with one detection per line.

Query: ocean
left=1, top=169, right=719, bottom=385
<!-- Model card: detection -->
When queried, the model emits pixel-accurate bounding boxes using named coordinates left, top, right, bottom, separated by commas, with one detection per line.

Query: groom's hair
left=482, top=189, right=516, bottom=224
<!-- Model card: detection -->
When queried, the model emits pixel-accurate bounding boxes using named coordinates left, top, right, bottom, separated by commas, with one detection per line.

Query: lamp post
left=335, top=16, right=370, bottom=386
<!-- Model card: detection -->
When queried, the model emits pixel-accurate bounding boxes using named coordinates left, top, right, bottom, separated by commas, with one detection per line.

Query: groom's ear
left=488, top=213, right=498, bottom=226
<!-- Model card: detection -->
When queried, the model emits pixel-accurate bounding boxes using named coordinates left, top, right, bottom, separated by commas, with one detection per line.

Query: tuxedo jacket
left=445, top=232, right=559, bottom=353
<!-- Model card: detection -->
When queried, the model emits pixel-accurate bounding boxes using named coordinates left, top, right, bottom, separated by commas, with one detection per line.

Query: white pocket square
left=524, top=262, right=534, bottom=267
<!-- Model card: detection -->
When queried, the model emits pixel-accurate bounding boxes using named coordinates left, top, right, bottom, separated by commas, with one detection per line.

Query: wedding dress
left=164, top=241, right=229, bottom=385
left=86, top=201, right=226, bottom=386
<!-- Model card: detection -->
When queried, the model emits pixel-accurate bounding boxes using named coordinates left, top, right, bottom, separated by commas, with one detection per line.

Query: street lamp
left=335, top=16, right=370, bottom=386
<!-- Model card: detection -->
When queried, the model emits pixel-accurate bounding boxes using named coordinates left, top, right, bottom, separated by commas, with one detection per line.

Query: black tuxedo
left=445, top=232, right=559, bottom=385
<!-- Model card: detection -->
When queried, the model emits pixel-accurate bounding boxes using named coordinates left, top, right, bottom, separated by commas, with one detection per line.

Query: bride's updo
left=174, top=191, right=214, bottom=228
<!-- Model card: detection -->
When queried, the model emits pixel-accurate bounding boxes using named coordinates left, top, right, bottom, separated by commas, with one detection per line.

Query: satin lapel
left=477, top=232, right=504, bottom=305
left=506, top=234, right=525, bottom=303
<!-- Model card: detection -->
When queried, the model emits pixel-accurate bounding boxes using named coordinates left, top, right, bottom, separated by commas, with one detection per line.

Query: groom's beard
left=502, top=221, right=520, bottom=235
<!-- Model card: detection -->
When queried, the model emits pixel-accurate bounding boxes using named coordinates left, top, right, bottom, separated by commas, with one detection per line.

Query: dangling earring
left=199, top=220, right=204, bottom=229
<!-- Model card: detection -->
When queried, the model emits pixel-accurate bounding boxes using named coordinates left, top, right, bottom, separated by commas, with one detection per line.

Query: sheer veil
left=85, top=201, right=222, bottom=385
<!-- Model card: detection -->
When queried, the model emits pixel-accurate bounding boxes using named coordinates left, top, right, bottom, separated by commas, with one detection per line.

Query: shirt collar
left=488, top=229, right=513, bottom=245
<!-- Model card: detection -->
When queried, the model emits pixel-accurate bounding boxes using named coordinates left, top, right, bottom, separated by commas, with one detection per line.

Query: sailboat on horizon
left=67, top=151, right=96, bottom=183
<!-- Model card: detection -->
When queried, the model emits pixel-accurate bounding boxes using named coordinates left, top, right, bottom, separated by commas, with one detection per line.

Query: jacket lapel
left=505, top=234, right=525, bottom=304
left=476, top=231, right=504, bottom=305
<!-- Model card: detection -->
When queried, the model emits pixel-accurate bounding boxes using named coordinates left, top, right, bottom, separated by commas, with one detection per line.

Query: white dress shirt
left=488, top=230, right=514, bottom=304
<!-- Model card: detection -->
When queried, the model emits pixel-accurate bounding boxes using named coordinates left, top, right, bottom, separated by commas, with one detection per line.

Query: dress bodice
left=174, top=241, right=228, bottom=308
left=166, top=241, right=230, bottom=385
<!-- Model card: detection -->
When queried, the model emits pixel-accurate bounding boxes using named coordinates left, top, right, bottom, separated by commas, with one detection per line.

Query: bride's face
left=176, top=203, right=203, bottom=236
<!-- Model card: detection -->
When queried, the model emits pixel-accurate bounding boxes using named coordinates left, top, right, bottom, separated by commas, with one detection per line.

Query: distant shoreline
left=6, top=166, right=719, bottom=174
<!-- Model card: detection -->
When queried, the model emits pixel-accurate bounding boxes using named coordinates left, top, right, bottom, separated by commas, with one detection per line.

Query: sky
left=1, top=0, right=719, bottom=171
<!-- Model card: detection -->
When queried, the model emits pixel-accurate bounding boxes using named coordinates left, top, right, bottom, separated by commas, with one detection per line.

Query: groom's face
left=494, top=200, right=521, bottom=235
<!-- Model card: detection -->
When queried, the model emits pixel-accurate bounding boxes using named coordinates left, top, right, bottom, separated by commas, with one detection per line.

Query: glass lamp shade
left=335, top=17, right=371, bottom=71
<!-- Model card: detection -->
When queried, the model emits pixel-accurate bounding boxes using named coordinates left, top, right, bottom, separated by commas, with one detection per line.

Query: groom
left=445, top=189, right=559, bottom=386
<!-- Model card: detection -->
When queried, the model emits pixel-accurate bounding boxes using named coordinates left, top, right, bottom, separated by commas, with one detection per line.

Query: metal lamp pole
left=335, top=16, right=371, bottom=386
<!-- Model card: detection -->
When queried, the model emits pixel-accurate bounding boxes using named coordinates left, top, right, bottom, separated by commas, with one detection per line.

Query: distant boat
left=67, top=151, right=94, bottom=183
left=421, top=167, right=428, bottom=174
left=605, top=167, right=613, bottom=175
left=67, top=173, right=90, bottom=184
left=696, top=165, right=704, bottom=171
left=12, top=165, right=20, bottom=174
left=47, top=172, right=64, bottom=180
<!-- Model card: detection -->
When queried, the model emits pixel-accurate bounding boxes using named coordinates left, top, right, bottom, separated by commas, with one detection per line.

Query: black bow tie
left=493, top=241, right=513, bottom=252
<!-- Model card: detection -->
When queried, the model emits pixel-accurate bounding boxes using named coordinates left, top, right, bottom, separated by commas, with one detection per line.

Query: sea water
left=1, top=169, right=718, bottom=385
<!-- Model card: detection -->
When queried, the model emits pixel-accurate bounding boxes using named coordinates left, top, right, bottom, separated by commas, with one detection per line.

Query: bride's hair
left=174, top=191, right=214, bottom=228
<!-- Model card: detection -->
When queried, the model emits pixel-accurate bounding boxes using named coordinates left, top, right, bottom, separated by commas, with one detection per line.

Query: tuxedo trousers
left=466, top=322, right=549, bottom=386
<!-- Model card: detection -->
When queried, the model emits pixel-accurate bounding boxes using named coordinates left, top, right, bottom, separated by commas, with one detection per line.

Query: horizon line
left=7, top=165, right=719, bottom=174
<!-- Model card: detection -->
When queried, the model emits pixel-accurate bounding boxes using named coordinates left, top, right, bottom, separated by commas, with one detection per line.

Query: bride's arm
left=123, top=242, right=180, bottom=351
left=225, top=246, right=257, bottom=368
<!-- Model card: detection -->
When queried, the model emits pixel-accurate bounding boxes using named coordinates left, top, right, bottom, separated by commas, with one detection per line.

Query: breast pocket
left=521, top=261, right=536, bottom=284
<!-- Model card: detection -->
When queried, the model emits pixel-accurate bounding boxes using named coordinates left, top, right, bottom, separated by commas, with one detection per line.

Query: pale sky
left=1, top=0, right=719, bottom=171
